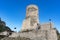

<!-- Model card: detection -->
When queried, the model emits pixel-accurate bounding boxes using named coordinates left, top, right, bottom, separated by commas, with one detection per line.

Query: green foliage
left=0, top=19, right=12, bottom=32
left=0, top=19, right=13, bottom=39
left=0, top=25, right=11, bottom=32
left=55, top=28, right=60, bottom=40
left=58, top=35, right=60, bottom=40
left=0, top=25, right=5, bottom=32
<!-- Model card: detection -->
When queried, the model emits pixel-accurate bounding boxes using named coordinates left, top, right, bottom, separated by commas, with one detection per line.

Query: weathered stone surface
left=3, top=4, right=58, bottom=40
left=41, top=22, right=53, bottom=30
left=9, top=23, right=57, bottom=40
left=21, top=4, right=39, bottom=31
left=1, top=37, right=31, bottom=40
left=19, top=28, right=57, bottom=40
left=20, top=4, right=57, bottom=40
left=16, top=4, right=58, bottom=40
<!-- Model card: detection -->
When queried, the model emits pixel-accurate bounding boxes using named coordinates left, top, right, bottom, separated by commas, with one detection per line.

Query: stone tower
left=9, top=4, right=57, bottom=40
left=21, top=5, right=39, bottom=31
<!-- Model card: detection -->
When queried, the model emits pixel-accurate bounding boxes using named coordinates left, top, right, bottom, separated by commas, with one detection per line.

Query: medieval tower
left=9, top=4, right=58, bottom=40
left=20, top=4, right=58, bottom=40
left=21, top=5, right=39, bottom=31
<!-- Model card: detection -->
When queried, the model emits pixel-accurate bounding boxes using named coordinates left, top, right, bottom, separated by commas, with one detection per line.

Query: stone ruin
left=19, top=4, right=57, bottom=40
left=21, top=5, right=39, bottom=31
left=8, top=4, right=58, bottom=40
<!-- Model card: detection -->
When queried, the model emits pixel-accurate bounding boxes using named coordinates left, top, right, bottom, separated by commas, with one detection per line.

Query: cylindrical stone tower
left=21, top=4, right=39, bottom=31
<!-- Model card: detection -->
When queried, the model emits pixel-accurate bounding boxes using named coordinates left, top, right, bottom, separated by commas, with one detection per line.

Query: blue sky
left=0, top=0, right=60, bottom=32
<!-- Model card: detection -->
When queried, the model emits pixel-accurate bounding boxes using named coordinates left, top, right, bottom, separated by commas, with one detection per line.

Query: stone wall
left=9, top=4, right=57, bottom=40
left=21, top=5, right=39, bottom=31
left=9, top=27, right=57, bottom=40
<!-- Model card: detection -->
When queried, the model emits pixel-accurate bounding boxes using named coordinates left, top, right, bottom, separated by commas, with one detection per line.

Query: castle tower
left=21, top=4, right=39, bottom=31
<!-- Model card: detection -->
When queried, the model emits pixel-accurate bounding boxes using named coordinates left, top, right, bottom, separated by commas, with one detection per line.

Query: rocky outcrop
left=1, top=36, right=31, bottom=40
